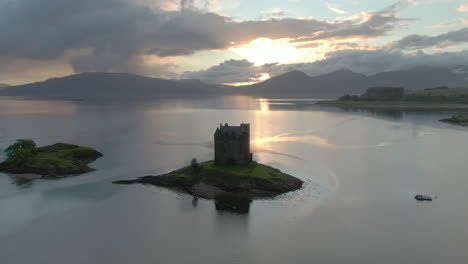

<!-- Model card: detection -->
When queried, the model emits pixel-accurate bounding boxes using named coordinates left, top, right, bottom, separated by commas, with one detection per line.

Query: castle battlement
left=214, top=123, right=252, bottom=165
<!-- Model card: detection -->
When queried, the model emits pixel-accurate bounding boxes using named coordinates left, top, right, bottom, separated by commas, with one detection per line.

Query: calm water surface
left=1, top=96, right=468, bottom=264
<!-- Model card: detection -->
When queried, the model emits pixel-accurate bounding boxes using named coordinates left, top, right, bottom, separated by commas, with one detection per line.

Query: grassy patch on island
left=449, top=113, right=468, bottom=122
left=174, top=161, right=289, bottom=184
left=0, top=140, right=102, bottom=176
left=440, top=113, right=468, bottom=127
left=29, top=143, right=99, bottom=169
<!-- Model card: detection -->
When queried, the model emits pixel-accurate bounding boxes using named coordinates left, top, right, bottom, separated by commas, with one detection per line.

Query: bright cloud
left=231, top=38, right=301, bottom=65
left=458, top=3, right=468, bottom=12
left=429, top=22, right=456, bottom=28
left=0, top=0, right=403, bottom=74
left=326, top=2, right=349, bottom=14
left=182, top=49, right=468, bottom=84
left=0, top=0, right=467, bottom=85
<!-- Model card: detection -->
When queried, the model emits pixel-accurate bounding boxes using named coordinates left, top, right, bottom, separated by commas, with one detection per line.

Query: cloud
left=428, top=22, right=456, bottom=28
left=407, top=0, right=459, bottom=6
left=458, top=3, right=468, bottom=12
left=291, top=4, right=405, bottom=43
left=181, top=59, right=261, bottom=84
left=0, top=56, right=75, bottom=85
left=389, top=27, right=468, bottom=49
left=181, top=49, right=468, bottom=84
left=0, top=0, right=403, bottom=74
left=135, top=0, right=240, bottom=12
left=326, top=3, right=349, bottom=14
left=462, top=18, right=468, bottom=23
left=300, top=49, right=468, bottom=75
left=260, top=8, right=288, bottom=19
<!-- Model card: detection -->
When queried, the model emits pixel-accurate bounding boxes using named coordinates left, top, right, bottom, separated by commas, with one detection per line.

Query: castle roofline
left=216, top=123, right=250, bottom=136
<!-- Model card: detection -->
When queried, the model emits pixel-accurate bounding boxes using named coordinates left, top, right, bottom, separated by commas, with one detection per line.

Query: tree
left=191, top=158, right=199, bottom=170
left=4, top=139, right=37, bottom=166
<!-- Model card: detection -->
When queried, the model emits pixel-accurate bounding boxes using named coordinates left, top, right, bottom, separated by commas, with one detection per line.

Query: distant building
left=214, top=123, right=252, bottom=165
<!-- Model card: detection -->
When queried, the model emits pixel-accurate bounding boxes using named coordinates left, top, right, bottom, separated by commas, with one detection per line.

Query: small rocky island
left=440, top=113, right=468, bottom=127
left=0, top=139, right=103, bottom=177
left=114, top=124, right=303, bottom=201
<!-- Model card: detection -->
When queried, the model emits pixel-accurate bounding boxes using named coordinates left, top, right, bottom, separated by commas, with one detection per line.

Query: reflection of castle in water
left=191, top=196, right=252, bottom=215
left=215, top=198, right=251, bottom=234
left=215, top=196, right=252, bottom=214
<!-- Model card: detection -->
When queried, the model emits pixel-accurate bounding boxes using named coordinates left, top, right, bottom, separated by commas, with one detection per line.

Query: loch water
left=1, top=96, right=468, bottom=264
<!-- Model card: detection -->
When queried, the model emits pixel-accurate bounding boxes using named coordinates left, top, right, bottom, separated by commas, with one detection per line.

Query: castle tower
left=214, top=123, right=252, bottom=165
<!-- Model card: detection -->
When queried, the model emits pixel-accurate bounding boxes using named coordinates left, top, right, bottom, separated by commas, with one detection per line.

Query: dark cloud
left=181, top=59, right=259, bottom=83
left=0, top=0, right=403, bottom=73
left=389, top=27, right=468, bottom=49
left=182, top=50, right=468, bottom=84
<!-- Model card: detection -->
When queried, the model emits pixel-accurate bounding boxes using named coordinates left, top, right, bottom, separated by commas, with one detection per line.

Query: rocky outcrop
left=440, top=115, right=468, bottom=127
left=113, top=165, right=303, bottom=200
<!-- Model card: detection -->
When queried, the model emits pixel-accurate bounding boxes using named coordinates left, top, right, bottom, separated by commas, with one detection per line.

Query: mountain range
left=0, top=83, right=9, bottom=89
left=1, top=66, right=467, bottom=100
left=242, top=66, right=468, bottom=98
left=0, top=72, right=229, bottom=100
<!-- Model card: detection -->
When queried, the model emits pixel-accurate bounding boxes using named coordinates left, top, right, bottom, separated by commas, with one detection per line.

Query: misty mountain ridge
left=0, top=72, right=229, bottom=100
left=244, top=66, right=468, bottom=98
left=0, top=83, right=9, bottom=89
left=1, top=66, right=467, bottom=100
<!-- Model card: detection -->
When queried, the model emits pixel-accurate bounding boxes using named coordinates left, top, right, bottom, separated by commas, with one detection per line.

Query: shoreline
left=440, top=114, right=468, bottom=127
left=113, top=161, right=304, bottom=200
left=316, top=101, right=468, bottom=110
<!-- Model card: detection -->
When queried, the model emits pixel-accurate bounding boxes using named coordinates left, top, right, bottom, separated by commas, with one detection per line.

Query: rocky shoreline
left=440, top=114, right=468, bottom=127
left=113, top=163, right=304, bottom=200
left=317, top=100, right=468, bottom=110
left=0, top=155, right=102, bottom=177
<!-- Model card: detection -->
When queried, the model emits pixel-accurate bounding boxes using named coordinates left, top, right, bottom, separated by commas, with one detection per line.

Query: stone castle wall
left=214, top=124, right=252, bottom=165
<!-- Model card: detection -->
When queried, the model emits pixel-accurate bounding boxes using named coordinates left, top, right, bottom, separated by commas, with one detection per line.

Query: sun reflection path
left=258, top=98, right=270, bottom=113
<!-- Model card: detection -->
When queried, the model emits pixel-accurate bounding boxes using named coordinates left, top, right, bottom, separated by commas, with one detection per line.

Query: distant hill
left=367, top=66, right=468, bottom=90
left=244, top=67, right=468, bottom=98
left=0, top=72, right=228, bottom=100
left=0, top=83, right=9, bottom=89
left=243, top=69, right=368, bottom=98
left=1, top=67, right=467, bottom=100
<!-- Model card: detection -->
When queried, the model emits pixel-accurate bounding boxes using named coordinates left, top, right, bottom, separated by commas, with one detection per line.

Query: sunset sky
left=1, top=0, right=468, bottom=85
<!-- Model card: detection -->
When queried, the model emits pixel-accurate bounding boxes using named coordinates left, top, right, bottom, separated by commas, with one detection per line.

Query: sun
left=231, top=38, right=300, bottom=65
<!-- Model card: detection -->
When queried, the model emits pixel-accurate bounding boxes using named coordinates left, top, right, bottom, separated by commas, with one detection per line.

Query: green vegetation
left=1, top=140, right=102, bottom=175
left=338, top=87, right=468, bottom=104
left=320, top=88, right=468, bottom=110
left=33, top=143, right=99, bottom=169
left=338, top=87, right=405, bottom=102
left=404, top=89, right=468, bottom=104
left=114, top=159, right=303, bottom=199
left=5, top=139, right=37, bottom=166
left=174, top=160, right=288, bottom=184
left=440, top=113, right=468, bottom=127
left=451, top=113, right=468, bottom=122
